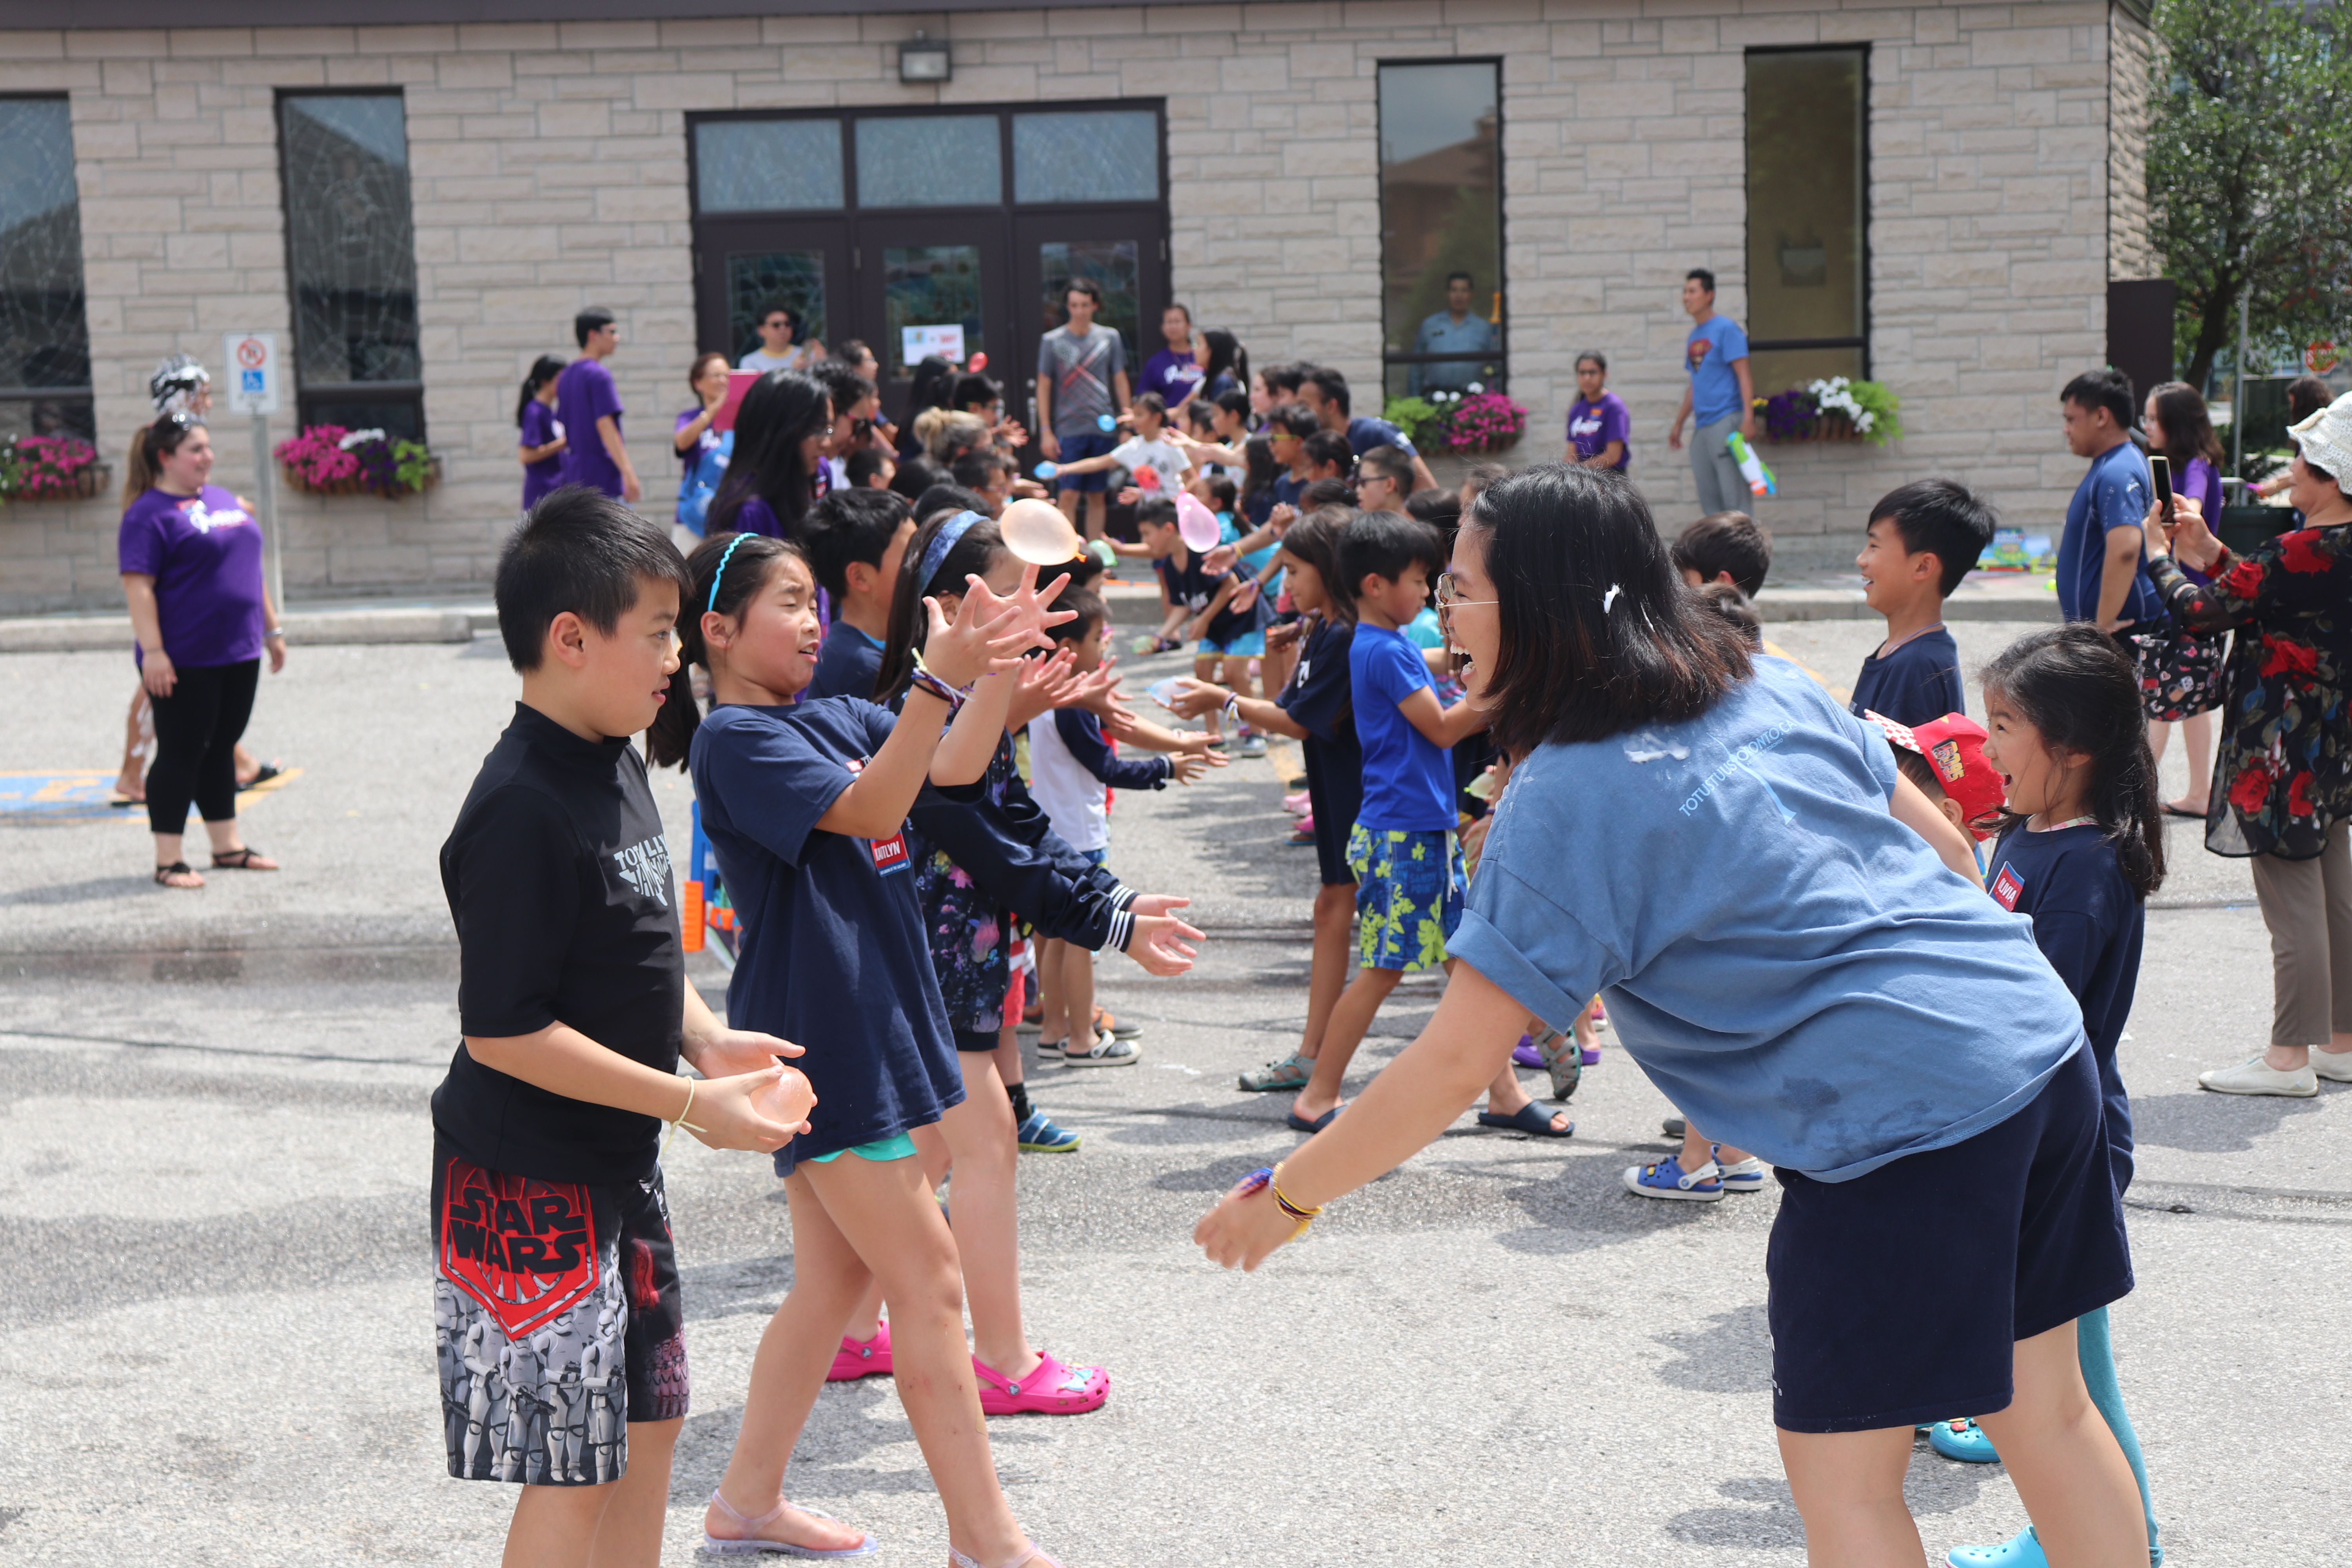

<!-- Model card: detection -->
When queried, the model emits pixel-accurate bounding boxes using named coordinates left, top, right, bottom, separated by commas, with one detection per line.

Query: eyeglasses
left=1434, top=570, right=1495, bottom=646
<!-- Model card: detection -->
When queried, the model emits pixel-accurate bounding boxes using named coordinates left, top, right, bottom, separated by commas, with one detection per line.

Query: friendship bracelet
left=1269, top=1161, right=1324, bottom=1228
left=1223, top=690, right=1241, bottom=719
left=661, top=1077, right=707, bottom=1158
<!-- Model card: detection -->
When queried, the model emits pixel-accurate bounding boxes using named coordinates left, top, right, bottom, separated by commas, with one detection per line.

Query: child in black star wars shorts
left=430, top=490, right=811, bottom=1563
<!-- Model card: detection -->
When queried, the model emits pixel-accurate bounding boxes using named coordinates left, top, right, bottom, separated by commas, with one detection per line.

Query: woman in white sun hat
left=2139, top=390, right=2352, bottom=1095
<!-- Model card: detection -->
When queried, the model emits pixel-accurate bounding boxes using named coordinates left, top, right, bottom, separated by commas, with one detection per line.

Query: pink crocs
left=971, top=1349, right=1107, bottom=1415
left=827, top=1323, right=891, bottom=1382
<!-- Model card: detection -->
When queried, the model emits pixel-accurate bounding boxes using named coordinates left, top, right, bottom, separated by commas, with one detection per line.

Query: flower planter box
left=279, top=457, right=440, bottom=501
left=1764, top=414, right=1862, bottom=445
left=3, top=462, right=111, bottom=502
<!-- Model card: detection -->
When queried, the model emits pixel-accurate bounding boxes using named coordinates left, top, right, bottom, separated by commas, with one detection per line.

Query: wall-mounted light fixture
left=899, top=32, right=951, bottom=83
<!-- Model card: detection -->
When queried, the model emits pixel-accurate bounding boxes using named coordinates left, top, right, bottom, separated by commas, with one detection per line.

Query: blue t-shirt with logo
left=1348, top=623, right=1455, bottom=832
left=689, top=697, right=967, bottom=1166
left=2058, top=441, right=2162, bottom=626
left=1684, top=315, right=1750, bottom=426
left=1446, top=656, right=2086, bottom=1181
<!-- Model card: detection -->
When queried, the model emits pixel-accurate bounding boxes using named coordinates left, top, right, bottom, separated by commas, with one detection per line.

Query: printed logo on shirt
left=868, top=832, right=911, bottom=876
left=610, top=835, right=672, bottom=907
left=1570, top=414, right=1603, bottom=439
left=1991, top=864, right=2024, bottom=911
left=181, top=498, right=252, bottom=533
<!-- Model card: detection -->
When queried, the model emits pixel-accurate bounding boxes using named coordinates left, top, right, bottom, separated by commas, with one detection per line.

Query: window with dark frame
left=278, top=92, right=424, bottom=440
left=1377, top=60, right=1505, bottom=401
left=0, top=96, right=95, bottom=445
left=1744, top=47, right=1870, bottom=393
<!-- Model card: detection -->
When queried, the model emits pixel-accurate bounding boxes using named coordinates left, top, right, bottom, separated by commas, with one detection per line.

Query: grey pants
left=2250, top=819, right=2352, bottom=1047
left=1688, top=413, right=1748, bottom=515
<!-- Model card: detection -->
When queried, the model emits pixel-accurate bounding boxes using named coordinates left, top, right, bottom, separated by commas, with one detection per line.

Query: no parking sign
left=222, top=331, right=281, bottom=415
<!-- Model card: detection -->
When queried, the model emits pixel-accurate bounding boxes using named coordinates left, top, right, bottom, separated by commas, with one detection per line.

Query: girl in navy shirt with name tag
left=651, top=529, right=1079, bottom=1568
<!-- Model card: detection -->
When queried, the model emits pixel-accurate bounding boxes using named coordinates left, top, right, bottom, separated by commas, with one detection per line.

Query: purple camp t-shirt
left=1138, top=348, right=1205, bottom=409
left=520, top=399, right=563, bottom=510
left=1566, top=391, right=1632, bottom=471
left=117, top=484, right=267, bottom=669
left=556, top=358, right=624, bottom=496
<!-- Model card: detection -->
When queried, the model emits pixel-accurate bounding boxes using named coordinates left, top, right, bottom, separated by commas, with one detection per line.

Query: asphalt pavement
left=1, top=613, right=2345, bottom=1566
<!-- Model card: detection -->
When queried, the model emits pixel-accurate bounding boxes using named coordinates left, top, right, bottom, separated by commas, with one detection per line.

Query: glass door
left=851, top=213, right=1011, bottom=414
left=1012, top=211, right=1165, bottom=445
left=693, top=218, right=850, bottom=370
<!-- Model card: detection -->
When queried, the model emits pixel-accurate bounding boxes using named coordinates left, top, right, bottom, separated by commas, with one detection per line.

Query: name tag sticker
left=1991, top=865, right=2023, bottom=910
left=869, top=833, right=910, bottom=876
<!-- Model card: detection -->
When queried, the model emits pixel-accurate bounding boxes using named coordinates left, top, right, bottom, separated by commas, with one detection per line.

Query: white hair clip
left=1601, top=584, right=1622, bottom=613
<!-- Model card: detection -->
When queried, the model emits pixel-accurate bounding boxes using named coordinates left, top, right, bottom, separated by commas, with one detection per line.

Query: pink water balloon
left=999, top=497, right=1085, bottom=565
left=1175, top=491, right=1222, bottom=553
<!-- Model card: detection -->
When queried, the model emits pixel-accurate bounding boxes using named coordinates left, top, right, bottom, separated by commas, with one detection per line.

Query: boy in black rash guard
left=802, top=486, right=914, bottom=701
left=1850, top=479, right=1999, bottom=725
left=432, top=490, right=811, bottom=1566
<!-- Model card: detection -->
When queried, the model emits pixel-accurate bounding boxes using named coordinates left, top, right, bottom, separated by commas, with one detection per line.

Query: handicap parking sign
left=241, top=369, right=265, bottom=396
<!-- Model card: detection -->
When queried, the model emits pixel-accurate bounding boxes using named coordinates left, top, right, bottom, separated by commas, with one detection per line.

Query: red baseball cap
left=1862, top=710, right=2007, bottom=840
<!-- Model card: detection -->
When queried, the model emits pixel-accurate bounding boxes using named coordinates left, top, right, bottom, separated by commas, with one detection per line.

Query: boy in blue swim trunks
left=1286, top=509, right=1495, bottom=1132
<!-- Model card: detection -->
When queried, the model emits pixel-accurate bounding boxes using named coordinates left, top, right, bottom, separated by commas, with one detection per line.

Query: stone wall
left=2106, top=0, right=2156, bottom=282
left=2, top=1, right=2125, bottom=611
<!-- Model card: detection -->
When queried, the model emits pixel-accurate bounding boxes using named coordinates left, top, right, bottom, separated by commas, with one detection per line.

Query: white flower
left=338, top=428, right=387, bottom=450
left=1467, top=382, right=1485, bottom=394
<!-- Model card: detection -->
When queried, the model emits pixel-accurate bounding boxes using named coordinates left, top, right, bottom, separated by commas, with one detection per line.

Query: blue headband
left=706, top=531, right=750, bottom=617
left=917, top=510, right=985, bottom=597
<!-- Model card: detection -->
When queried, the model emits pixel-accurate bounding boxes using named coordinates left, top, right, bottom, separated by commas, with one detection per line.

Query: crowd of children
left=450, top=307, right=2190, bottom=1567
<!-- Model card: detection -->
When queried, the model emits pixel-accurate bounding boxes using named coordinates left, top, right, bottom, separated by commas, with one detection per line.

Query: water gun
left=1726, top=431, right=1775, bottom=497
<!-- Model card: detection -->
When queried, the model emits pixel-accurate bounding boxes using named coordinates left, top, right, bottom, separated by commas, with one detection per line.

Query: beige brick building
left=0, top=0, right=2158, bottom=612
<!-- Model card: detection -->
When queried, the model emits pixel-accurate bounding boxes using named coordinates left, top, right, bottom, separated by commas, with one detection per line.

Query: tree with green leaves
left=2148, top=0, right=2352, bottom=388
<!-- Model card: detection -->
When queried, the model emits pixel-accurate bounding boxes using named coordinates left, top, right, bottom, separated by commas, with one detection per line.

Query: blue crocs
left=1016, top=1111, right=1082, bottom=1153
left=1927, top=1416, right=2000, bottom=1463
left=1621, top=1153, right=1724, bottom=1201
left=1947, top=1526, right=2047, bottom=1567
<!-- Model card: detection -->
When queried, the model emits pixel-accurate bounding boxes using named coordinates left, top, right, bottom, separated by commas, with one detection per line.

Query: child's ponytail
left=646, top=530, right=802, bottom=770
left=873, top=507, right=1007, bottom=704
left=1980, top=624, right=2167, bottom=899
left=516, top=354, right=566, bottom=427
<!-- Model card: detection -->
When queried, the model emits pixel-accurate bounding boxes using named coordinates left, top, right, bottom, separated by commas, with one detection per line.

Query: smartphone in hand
left=2150, top=454, right=2174, bottom=523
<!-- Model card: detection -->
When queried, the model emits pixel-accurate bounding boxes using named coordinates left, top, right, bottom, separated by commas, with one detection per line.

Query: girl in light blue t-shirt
left=1195, top=464, right=2150, bottom=1568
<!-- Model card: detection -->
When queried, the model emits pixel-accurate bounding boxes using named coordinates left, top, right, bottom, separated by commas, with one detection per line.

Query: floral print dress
left=2148, top=523, right=2352, bottom=860
left=907, top=732, right=1018, bottom=1035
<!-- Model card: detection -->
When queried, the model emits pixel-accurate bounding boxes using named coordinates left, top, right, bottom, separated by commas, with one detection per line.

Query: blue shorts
left=1053, top=430, right=1117, bottom=494
left=1197, top=630, right=1265, bottom=658
left=1077, top=846, right=1108, bottom=867
left=1766, top=1044, right=2130, bottom=1433
left=1346, top=824, right=1463, bottom=971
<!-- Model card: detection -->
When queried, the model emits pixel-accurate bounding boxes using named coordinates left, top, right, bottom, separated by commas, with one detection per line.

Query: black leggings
left=146, top=658, right=259, bottom=837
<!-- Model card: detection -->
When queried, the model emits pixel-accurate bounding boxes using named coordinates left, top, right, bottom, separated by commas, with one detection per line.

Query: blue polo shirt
left=2058, top=441, right=2162, bottom=626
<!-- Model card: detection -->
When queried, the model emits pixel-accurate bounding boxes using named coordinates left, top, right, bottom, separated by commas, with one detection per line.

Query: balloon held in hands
left=1174, top=491, right=1222, bottom=552
left=753, top=1067, right=817, bottom=1128
left=999, top=497, right=1085, bottom=565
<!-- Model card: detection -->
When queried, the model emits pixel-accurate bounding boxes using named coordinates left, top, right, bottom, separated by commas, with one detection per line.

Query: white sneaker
left=2197, top=1054, right=2319, bottom=1097
left=2312, top=1049, right=2352, bottom=1083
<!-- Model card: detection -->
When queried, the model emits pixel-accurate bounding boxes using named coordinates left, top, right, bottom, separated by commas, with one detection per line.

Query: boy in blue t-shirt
left=1287, top=511, right=1493, bottom=1132
left=802, top=487, right=915, bottom=701
left=1849, top=479, right=1998, bottom=727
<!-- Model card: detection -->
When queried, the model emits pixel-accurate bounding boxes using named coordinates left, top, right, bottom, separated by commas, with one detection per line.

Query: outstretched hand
left=1195, top=1176, right=1302, bottom=1272
left=922, top=563, right=1073, bottom=688
left=1125, top=896, right=1203, bottom=976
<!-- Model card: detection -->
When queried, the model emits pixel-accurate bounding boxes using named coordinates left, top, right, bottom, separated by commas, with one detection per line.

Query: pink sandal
left=827, top=1323, right=891, bottom=1381
left=703, top=1489, right=877, bottom=1558
left=971, top=1349, right=1107, bottom=1415
left=949, top=1543, right=1060, bottom=1568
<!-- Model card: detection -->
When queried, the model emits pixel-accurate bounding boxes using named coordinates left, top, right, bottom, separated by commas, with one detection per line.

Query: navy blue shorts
left=1053, top=430, right=1117, bottom=493
left=1765, top=1044, right=2131, bottom=1433
left=1302, top=740, right=1362, bottom=889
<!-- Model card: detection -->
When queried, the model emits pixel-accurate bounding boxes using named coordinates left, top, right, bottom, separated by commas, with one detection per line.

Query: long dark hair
left=901, top=354, right=957, bottom=423
left=873, top=508, right=1007, bottom=703
left=123, top=413, right=202, bottom=506
left=1240, top=433, right=1280, bottom=506
left=1466, top=464, right=1752, bottom=757
left=1201, top=328, right=1247, bottom=393
left=1980, top=624, right=2165, bottom=900
left=2146, top=380, right=2225, bottom=474
left=516, top=354, right=566, bottom=427
left=1278, top=505, right=1353, bottom=621
left=645, top=531, right=806, bottom=770
left=707, top=370, right=830, bottom=538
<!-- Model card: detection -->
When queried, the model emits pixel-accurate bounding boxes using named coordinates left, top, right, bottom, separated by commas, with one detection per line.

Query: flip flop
left=2161, top=802, right=2206, bottom=818
left=1286, top=1106, right=1338, bottom=1133
left=1476, top=1102, right=1575, bottom=1138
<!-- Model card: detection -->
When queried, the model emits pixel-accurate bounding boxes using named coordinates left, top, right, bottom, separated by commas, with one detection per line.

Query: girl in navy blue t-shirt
left=1955, top=622, right=2166, bottom=1568
left=648, top=531, right=1077, bottom=1568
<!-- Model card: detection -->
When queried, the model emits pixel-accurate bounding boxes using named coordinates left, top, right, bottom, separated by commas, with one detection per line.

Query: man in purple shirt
left=556, top=307, right=641, bottom=503
left=1137, top=303, right=1205, bottom=410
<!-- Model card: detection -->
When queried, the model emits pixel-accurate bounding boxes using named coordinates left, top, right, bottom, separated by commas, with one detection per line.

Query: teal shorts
left=1197, top=630, right=1265, bottom=658
left=1346, top=824, right=1463, bottom=972
left=780, top=1131, right=920, bottom=1179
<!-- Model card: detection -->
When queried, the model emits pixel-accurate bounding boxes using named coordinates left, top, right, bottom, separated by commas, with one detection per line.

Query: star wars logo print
left=438, top=1158, right=602, bottom=1338
left=611, top=835, right=671, bottom=907
left=1991, top=864, right=2024, bottom=911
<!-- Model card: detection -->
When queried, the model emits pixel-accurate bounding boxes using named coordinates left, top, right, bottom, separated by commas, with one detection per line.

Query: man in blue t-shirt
left=1297, top=365, right=1436, bottom=493
left=1666, top=269, right=1756, bottom=516
left=1407, top=272, right=1501, bottom=395
left=555, top=307, right=640, bottom=504
left=2056, top=367, right=2163, bottom=632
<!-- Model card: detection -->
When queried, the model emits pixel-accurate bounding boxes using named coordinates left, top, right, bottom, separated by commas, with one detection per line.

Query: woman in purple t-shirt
left=515, top=354, right=567, bottom=515
left=1563, top=350, right=1632, bottom=472
left=118, top=415, right=286, bottom=889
